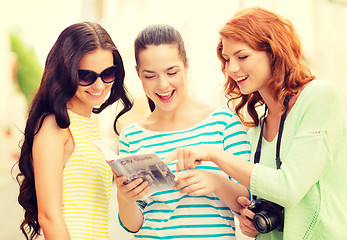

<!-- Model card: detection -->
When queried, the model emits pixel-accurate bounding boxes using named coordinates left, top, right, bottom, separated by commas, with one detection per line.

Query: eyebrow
left=222, top=49, right=247, bottom=59
left=141, top=65, right=179, bottom=74
left=142, top=70, right=155, bottom=74
left=233, top=49, right=246, bottom=55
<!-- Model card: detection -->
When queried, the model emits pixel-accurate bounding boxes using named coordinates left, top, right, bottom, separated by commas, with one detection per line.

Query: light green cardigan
left=248, top=80, right=347, bottom=240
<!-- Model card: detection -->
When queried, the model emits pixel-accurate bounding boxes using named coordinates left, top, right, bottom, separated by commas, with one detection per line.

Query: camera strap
left=253, top=97, right=290, bottom=200
left=254, top=97, right=289, bottom=167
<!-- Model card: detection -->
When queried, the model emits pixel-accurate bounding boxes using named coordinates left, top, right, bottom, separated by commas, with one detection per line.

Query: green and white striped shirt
left=119, top=106, right=250, bottom=239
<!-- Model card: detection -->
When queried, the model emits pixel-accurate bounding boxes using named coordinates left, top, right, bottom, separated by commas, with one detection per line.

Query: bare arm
left=33, top=115, right=71, bottom=240
left=173, top=168, right=249, bottom=213
left=210, top=147, right=254, bottom=189
left=165, top=145, right=254, bottom=189
left=213, top=175, right=250, bottom=213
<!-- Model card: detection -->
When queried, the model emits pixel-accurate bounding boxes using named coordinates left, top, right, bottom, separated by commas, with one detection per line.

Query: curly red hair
left=217, top=7, right=315, bottom=127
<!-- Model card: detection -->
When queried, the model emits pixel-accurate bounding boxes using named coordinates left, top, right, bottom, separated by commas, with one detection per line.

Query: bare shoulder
left=33, top=114, right=73, bottom=167
left=136, top=113, right=153, bottom=129
left=193, top=102, right=216, bottom=118
left=36, top=114, right=70, bottom=139
left=33, top=114, right=71, bottom=152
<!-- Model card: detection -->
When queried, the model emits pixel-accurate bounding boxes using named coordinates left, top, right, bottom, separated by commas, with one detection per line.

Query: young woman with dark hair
left=16, top=22, right=132, bottom=240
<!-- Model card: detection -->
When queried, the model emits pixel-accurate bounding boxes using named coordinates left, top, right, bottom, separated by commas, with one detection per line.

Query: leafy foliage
left=10, top=28, right=42, bottom=102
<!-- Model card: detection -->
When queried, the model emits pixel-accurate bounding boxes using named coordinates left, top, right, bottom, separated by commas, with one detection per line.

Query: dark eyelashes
left=224, top=56, right=248, bottom=62
left=144, top=72, right=177, bottom=78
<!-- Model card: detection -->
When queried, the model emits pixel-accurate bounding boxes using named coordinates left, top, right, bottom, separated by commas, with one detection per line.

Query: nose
left=226, top=59, right=240, bottom=77
left=91, top=77, right=105, bottom=90
left=157, top=75, right=170, bottom=89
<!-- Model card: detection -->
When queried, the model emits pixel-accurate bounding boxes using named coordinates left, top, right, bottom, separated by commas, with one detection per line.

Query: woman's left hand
left=173, top=169, right=220, bottom=196
left=237, top=196, right=258, bottom=238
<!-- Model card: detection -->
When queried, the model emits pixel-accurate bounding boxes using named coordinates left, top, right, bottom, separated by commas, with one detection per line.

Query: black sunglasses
left=78, top=65, right=117, bottom=86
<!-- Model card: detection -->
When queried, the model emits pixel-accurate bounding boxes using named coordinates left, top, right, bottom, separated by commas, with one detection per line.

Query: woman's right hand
left=164, top=145, right=215, bottom=172
left=237, top=196, right=259, bottom=238
left=114, top=174, right=150, bottom=202
left=114, top=173, right=148, bottom=232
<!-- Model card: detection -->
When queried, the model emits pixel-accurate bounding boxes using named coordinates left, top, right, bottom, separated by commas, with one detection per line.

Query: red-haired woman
left=166, top=7, right=347, bottom=240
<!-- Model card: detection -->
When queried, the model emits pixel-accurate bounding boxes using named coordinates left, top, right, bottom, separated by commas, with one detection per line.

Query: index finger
left=237, top=196, right=252, bottom=207
left=174, top=169, right=195, bottom=181
left=240, top=206, right=255, bottom=219
left=163, top=151, right=177, bottom=165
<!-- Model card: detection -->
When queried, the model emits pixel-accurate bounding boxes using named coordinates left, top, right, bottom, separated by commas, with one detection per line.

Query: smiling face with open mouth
left=221, top=37, right=272, bottom=96
left=137, top=44, right=188, bottom=112
left=68, top=48, right=115, bottom=117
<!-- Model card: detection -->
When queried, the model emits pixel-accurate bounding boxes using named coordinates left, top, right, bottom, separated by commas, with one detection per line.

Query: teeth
left=234, top=75, right=248, bottom=81
left=89, top=92, right=102, bottom=96
left=157, top=91, right=172, bottom=97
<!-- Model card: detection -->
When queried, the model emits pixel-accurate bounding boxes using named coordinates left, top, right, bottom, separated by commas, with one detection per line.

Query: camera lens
left=253, top=211, right=275, bottom=233
left=248, top=199, right=284, bottom=233
left=253, top=215, right=268, bottom=232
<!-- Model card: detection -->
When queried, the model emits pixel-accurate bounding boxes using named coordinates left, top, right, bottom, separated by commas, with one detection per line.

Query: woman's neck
left=260, top=91, right=282, bottom=118
left=155, top=95, right=196, bottom=119
left=140, top=94, right=214, bottom=132
left=66, top=101, right=93, bottom=118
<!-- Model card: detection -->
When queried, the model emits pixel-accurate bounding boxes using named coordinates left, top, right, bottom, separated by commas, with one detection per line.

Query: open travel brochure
left=93, top=141, right=177, bottom=197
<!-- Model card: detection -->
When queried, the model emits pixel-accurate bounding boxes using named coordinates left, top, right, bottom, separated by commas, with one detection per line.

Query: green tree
left=10, top=28, right=42, bottom=102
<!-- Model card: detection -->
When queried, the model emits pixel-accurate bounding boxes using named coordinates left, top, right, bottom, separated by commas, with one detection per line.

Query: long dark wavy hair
left=217, top=7, right=315, bottom=127
left=16, top=22, right=133, bottom=240
left=134, top=24, right=187, bottom=112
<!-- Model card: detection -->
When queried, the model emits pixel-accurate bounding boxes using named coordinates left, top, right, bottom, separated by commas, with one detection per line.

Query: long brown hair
left=217, top=7, right=315, bottom=127
left=16, top=22, right=132, bottom=240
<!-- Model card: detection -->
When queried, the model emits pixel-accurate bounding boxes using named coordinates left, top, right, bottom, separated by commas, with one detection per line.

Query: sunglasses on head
left=78, top=65, right=117, bottom=86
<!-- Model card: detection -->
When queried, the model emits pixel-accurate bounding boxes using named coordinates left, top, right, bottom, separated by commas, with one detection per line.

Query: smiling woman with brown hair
left=16, top=22, right=133, bottom=240
left=114, top=24, right=251, bottom=239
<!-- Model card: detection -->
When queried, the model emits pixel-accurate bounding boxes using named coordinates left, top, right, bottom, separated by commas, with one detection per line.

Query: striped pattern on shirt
left=119, top=106, right=251, bottom=239
left=63, top=111, right=113, bottom=239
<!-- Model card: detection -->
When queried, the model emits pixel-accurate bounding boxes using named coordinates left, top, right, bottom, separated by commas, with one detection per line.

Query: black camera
left=248, top=198, right=284, bottom=234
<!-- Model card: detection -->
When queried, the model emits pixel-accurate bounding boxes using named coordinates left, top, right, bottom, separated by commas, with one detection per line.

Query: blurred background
left=1, top=0, right=346, bottom=239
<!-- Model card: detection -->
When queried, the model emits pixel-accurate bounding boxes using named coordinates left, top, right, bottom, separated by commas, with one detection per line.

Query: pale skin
left=33, top=48, right=114, bottom=239
left=165, top=37, right=306, bottom=238
left=114, top=44, right=250, bottom=233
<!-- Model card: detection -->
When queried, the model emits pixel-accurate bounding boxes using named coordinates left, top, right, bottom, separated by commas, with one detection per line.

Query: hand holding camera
left=237, top=196, right=259, bottom=238
left=248, top=198, right=284, bottom=234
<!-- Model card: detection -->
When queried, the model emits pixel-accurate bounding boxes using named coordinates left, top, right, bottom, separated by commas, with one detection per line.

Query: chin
left=239, top=89, right=250, bottom=95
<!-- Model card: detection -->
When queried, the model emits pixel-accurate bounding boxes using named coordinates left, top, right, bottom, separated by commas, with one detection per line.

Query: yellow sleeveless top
left=62, top=111, right=113, bottom=239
